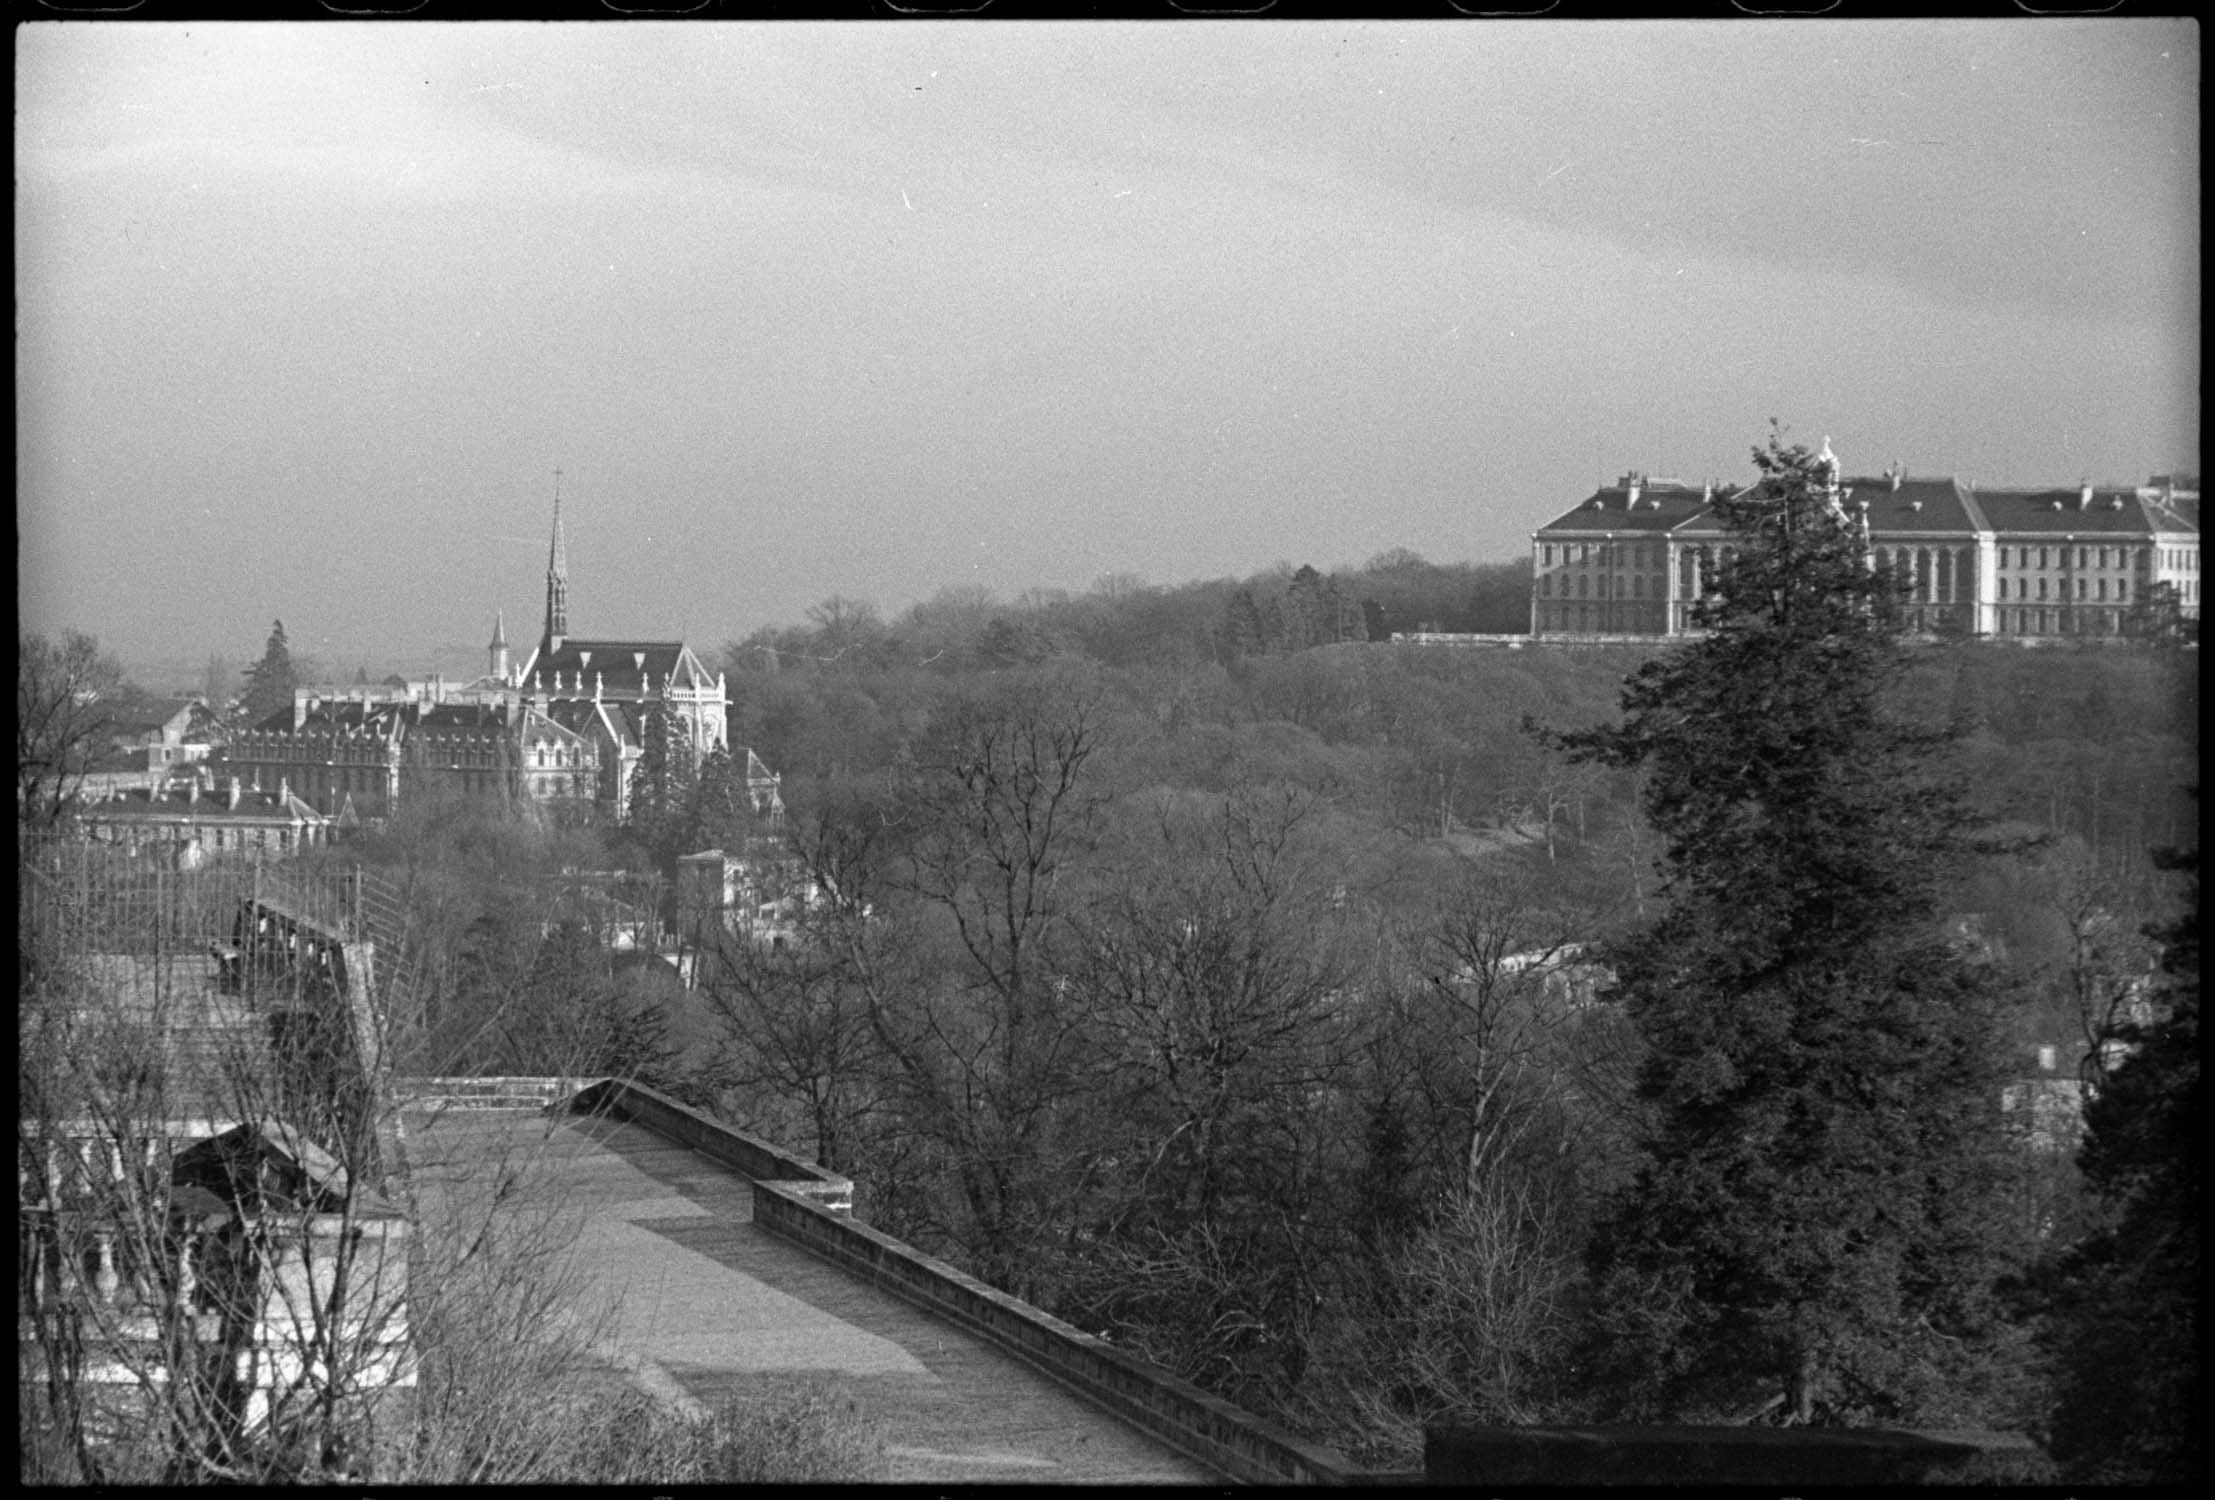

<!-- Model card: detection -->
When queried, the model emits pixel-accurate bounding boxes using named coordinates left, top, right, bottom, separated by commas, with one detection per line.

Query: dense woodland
left=26, top=534, right=2196, bottom=1475
left=299, top=540, right=2194, bottom=1469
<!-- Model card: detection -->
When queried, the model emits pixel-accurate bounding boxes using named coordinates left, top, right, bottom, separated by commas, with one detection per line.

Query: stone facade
left=69, top=769, right=330, bottom=861
left=215, top=481, right=771, bottom=824
left=1532, top=466, right=2199, bottom=640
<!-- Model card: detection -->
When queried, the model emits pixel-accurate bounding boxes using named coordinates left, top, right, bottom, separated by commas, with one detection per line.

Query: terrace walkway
left=404, top=1110, right=1218, bottom=1485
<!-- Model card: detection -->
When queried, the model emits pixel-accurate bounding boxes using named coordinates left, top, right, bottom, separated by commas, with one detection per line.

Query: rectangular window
left=2078, top=547, right=2088, bottom=569
left=2077, top=578, right=2087, bottom=599
left=2038, top=578, right=2048, bottom=601
left=1542, top=544, right=1554, bottom=566
left=2038, top=547, right=2049, bottom=569
left=2097, top=579, right=2108, bottom=601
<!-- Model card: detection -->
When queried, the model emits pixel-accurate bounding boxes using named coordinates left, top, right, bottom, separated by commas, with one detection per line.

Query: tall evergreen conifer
left=242, top=619, right=298, bottom=725
left=626, top=704, right=699, bottom=865
left=1552, top=432, right=2030, bottom=1427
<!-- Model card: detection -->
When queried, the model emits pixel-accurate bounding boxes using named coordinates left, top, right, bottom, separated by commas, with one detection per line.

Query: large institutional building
left=223, top=484, right=780, bottom=824
left=1530, top=465, right=2199, bottom=640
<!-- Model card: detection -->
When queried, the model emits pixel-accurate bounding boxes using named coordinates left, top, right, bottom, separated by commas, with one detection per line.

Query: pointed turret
left=488, top=610, right=511, bottom=683
left=544, top=469, right=570, bottom=652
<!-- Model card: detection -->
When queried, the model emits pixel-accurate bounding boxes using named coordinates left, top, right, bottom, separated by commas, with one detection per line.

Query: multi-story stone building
left=1529, top=475, right=1720, bottom=637
left=68, top=769, right=330, bottom=862
left=501, top=478, right=737, bottom=819
left=218, top=481, right=771, bottom=823
left=1530, top=461, right=2199, bottom=640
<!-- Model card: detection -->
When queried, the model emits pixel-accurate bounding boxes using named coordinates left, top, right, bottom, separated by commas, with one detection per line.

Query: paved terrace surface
left=404, top=1110, right=1217, bottom=1485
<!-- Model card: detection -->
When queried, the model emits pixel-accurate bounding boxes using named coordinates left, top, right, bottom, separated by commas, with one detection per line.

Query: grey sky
left=16, top=19, right=2198, bottom=679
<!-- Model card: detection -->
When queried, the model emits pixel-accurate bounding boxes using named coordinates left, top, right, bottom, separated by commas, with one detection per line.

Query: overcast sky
left=17, top=19, right=2199, bottom=680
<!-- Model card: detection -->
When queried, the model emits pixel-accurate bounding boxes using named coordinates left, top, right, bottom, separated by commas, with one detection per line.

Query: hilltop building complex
left=1531, top=467, right=2199, bottom=640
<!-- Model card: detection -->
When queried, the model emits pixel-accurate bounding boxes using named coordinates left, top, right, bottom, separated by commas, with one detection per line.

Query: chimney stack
left=1625, top=474, right=1642, bottom=507
left=2079, top=481, right=2093, bottom=510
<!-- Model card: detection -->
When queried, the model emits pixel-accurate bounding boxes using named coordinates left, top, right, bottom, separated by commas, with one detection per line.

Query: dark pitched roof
left=1536, top=481, right=1716, bottom=535
left=76, top=783, right=324, bottom=825
left=415, top=703, right=514, bottom=732
left=1973, top=487, right=2172, bottom=537
left=522, top=639, right=719, bottom=694
left=1843, top=475, right=1989, bottom=535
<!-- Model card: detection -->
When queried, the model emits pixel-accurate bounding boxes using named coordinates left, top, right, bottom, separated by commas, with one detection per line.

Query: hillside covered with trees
left=28, top=511, right=2193, bottom=1473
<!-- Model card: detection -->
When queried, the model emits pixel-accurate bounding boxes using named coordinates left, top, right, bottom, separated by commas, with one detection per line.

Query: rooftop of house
left=102, top=697, right=215, bottom=743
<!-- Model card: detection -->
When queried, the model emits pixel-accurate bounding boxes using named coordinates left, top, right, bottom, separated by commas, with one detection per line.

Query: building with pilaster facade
left=1531, top=463, right=2197, bottom=640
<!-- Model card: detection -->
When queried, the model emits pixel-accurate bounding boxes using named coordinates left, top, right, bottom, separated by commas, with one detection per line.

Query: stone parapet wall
left=751, top=1179, right=1364, bottom=1486
left=550, top=1078, right=1370, bottom=1484
left=562, top=1078, right=853, bottom=1215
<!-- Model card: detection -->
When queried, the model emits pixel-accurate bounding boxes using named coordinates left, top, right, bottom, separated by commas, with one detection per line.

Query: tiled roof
left=1973, top=487, right=2172, bottom=536
left=76, top=784, right=327, bottom=825
left=1666, top=476, right=1979, bottom=538
left=1547, top=471, right=2193, bottom=543
left=519, top=706, right=593, bottom=746
left=1845, top=475, right=1990, bottom=534
left=2140, top=492, right=2199, bottom=533
left=1536, top=482, right=1717, bottom=535
left=99, top=698, right=201, bottom=744
left=251, top=700, right=408, bottom=737
left=415, top=703, right=513, bottom=733
left=522, top=639, right=718, bottom=692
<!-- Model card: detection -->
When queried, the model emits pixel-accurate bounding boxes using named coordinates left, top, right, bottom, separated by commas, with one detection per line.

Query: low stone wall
left=561, top=1078, right=853, bottom=1215
left=550, top=1078, right=1368, bottom=1483
left=1425, top=1423, right=2055, bottom=1487
left=752, top=1180, right=1364, bottom=1486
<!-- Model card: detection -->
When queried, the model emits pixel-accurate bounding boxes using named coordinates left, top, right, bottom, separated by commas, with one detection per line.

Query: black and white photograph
left=18, top=14, right=2197, bottom=1486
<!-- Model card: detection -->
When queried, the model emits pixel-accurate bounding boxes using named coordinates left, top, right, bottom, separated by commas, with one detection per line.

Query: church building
left=222, top=478, right=779, bottom=826
left=495, top=477, right=771, bottom=822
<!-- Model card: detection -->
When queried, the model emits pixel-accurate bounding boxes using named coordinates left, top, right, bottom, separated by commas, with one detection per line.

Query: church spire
left=488, top=609, right=510, bottom=683
left=544, top=468, right=569, bottom=651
